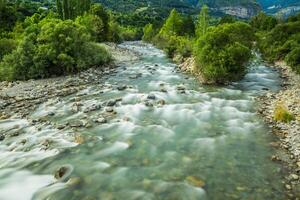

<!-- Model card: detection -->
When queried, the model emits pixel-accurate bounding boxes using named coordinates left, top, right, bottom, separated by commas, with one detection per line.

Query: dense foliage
left=144, top=6, right=256, bottom=84
left=194, top=22, right=254, bottom=83
left=256, top=13, right=300, bottom=74
left=0, top=15, right=111, bottom=81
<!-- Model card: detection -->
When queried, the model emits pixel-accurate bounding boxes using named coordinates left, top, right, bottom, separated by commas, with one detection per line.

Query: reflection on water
left=0, top=42, right=284, bottom=200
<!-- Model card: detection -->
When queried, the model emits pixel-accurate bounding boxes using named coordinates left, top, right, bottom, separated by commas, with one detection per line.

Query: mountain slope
left=96, top=0, right=261, bottom=18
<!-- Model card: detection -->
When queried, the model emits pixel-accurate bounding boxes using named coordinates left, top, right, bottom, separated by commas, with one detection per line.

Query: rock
left=285, top=184, right=292, bottom=190
left=107, top=100, right=117, bottom=107
left=117, top=85, right=127, bottom=91
left=48, top=112, right=55, bottom=116
left=147, top=94, right=156, bottom=100
left=106, top=107, right=114, bottom=113
left=186, top=176, right=205, bottom=188
left=158, top=99, right=166, bottom=105
left=57, top=124, right=66, bottom=130
left=70, top=120, right=84, bottom=128
left=96, top=117, right=107, bottom=124
left=145, top=101, right=153, bottom=107
left=54, top=165, right=73, bottom=181
left=290, top=174, right=299, bottom=180
left=160, top=88, right=168, bottom=93
left=0, top=134, right=5, bottom=141
left=176, top=86, right=185, bottom=91
left=66, top=177, right=81, bottom=187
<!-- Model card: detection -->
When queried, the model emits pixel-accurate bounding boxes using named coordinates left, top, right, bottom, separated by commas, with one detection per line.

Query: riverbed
left=0, top=42, right=285, bottom=200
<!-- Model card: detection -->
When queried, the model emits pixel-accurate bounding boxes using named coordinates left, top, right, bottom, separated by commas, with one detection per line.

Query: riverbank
left=0, top=43, right=139, bottom=120
left=257, top=61, right=300, bottom=198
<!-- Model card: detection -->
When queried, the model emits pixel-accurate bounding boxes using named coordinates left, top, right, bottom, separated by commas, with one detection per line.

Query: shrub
left=0, top=38, right=17, bottom=60
left=285, top=47, right=300, bottom=74
left=0, top=16, right=111, bottom=81
left=142, top=23, right=156, bottom=42
left=193, top=22, right=254, bottom=84
left=274, top=103, right=295, bottom=123
left=75, top=14, right=104, bottom=42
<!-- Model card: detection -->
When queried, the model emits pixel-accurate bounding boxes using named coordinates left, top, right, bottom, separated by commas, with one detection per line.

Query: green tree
left=0, top=15, right=111, bottom=81
left=56, top=0, right=91, bottom=20
left=194, top=22, right=254, bottom=84
left=142, top=23, right=156, bottom=42
left=250, top=12, right=278, bottom=31
left=159, top=9, right=183, bottom=36
left=196, top=5, right=209, bottom=38
left=182, top=15, right=195, bottom=37
left=90, top=4, right=110, bottom=41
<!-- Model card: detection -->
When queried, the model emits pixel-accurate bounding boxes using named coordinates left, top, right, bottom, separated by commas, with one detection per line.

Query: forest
left=0, top=0, right=299, bottom=83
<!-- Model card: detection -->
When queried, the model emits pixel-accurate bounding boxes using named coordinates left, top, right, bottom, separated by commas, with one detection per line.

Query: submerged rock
left=147, top=94, right=156, bottom=100
left=186, top=176, right=205, bottom=188
left=54, top=165, right=74, bottom=181
left=0, top=134, right=5, bottom=141
left=107, top=100, right=117, bottom=107
left=117, top=85, right=127, bottom=91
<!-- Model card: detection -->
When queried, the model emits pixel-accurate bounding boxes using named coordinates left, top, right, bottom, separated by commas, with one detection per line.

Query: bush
left=285, top=47, right=300, bottom=74
left=193, top=22, right=254, bottom=84
left=258, top=21, right=300, bottom=74
left=142, top=24, right=156, bottom=42
left=75, top=14, right=104, bottom=42
left=0, top=38, right=17, bottom=60
left=274, top=103, right=295, bottom=123
left=0, top=16, right=111, bottom=81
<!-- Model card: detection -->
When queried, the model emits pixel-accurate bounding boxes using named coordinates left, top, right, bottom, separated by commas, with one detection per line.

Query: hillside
left=96, top=0, right=261, bottom=18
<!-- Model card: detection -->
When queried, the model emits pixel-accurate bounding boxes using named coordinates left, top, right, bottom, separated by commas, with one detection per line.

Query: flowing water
left=0, top=42, right=285, bottom=200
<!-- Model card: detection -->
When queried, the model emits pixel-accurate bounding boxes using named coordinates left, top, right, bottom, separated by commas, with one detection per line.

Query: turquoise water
left=0, top=42, right=285, bottom=200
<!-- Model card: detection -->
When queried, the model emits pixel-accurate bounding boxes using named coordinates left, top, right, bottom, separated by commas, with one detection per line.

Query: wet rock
left=285, top=184, right=292, bottom=190
left=0, top=134, right=5, bottom=141
left=147, top=94, right=156, bottom=100
left=96, top=117, right=107, bottom=124
left=70, top=120, right=84, bottom=128
left=106, top=107, right=114, bottom=113
left=158, top=99, right=166, bottom=105
left=107, top=100, right=117, bottom=107
left=160, top=88, right=168, bottom=93
left=145, top=101, right=153, bottom=107
left=290, top=174, right=299, bottom=180
left=186, top=176, right=205, bottom=188
left=66, top=177, right=81, bottom=187
left=54, top=165, right=73, bottom=181
left=117, top=85, right=127, bottom=91
left=57, top=124, right=66, bottom=130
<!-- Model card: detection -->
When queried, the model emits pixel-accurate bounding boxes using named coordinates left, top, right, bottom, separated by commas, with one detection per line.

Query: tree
left=196, top=5, right=209, bottom=38
left=250, top=12, right=278, bottom=31
left=142, top=23, right=155, bottom=42
left=159, top=9, right=183, bottom=36
left=56, top=0, right=91, bottom=20
left=90, top=4, right=109, bottom=41
left=194, top=22, right=255, bottom=84
left=182, top=15, right=195, bottom=37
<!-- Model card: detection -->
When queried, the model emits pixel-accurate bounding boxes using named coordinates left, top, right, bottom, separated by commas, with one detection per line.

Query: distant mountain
left=257, top=0, right=300, bottom=17
left=96, top=0, right=299, bottom=18
left=96, top=0, right=261, bottom=18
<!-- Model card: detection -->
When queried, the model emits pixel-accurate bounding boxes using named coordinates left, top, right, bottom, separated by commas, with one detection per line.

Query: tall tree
left=56, top=0, right=91, bottom=20
left=196, top=5, right=209, bottom=38
left=159, top=9, right=183, bottom=36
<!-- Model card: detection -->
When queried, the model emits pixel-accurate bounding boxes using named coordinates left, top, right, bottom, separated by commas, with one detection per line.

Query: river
left=0, top=42, right=285, bottom=200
